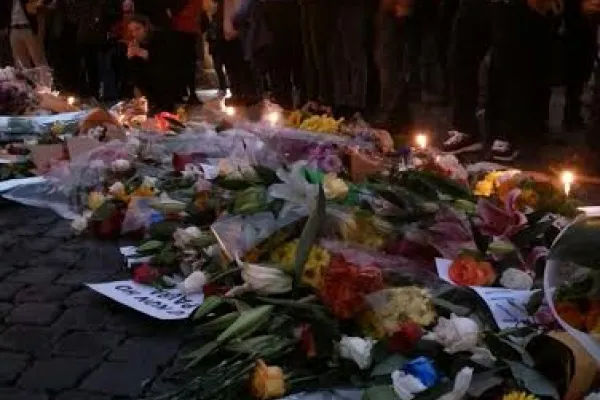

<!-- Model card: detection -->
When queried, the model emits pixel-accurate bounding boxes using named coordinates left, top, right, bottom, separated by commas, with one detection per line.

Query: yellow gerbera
left=87, top=191, right=106, bottom=211
left=502, top=391, right=539, bottom=400
left=473, top=179, right=494, bottom=197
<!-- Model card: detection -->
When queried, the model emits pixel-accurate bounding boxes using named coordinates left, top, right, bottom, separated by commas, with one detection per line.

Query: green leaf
left=293, top=184, right=326, bottom=290
left=370, top=354, right=408, bottom=377
left=183, top=341, right=220, bottom=369
left=504, top=360, right=559, bottom=400
left=90, top=200, right=118, bottom=222
left=191, top=296, right=225, bottom=320
left=362, top=385, right=398, bottom=400
left=549, top=216, right=600, bottom=269
left=136, top=240, right=164, bottom=255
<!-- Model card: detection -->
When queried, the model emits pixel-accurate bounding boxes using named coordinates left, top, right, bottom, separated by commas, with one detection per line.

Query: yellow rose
left=303, top=247, right=331, bottom=289
left=250, top=360, right=286, bottom=400
left=87, top=192, right=106, bottom=211
left=323, top=173, right=349, bottom=200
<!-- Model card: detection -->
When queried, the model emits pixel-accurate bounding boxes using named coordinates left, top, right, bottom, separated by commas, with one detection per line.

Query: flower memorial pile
left=1, top=112, right=597, bottom=399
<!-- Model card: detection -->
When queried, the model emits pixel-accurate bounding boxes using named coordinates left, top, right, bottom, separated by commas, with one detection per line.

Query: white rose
left=499, top=268, right=534, bottom=290
left=111, top=158, right=131, bottom=172
left=71, top=215, right=88, bottom=233
left=178, top=271, right=207, bottom=295
left=424, top=314, right=479, bottom=353
left=108, top=181, right=126, bottom=196
left=339, top=336, right=375, bottom=370
left=437, top=367, right=474, bottom=400
left=391, top=370, right=427, bottom=400
left=173, top=226, right=203, bottom=249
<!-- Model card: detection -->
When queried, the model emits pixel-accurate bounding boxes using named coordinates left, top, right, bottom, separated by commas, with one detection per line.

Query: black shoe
left=491, top=140, right=519, bottom=162
left=441, top=131, right=483, bottom=154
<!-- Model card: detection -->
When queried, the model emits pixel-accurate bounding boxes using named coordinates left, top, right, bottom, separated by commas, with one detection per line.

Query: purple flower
left=319, top=154, right=343, bottom=173
left=476, top=189, right=527, bottom=238
left=306, top=144, right=343, bottom=173
left=427, top=207, right=476, bottom=259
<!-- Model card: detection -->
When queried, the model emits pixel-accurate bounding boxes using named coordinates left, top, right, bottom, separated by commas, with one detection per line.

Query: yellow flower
left=357, top=310, right=386, bottom=340
left=250, top=360, right=286, bottom=400
left=269, top=240, right=330, bottom=289
left=270, top=241, right=298, bottom=272
left=502, top=391, right=538, bottom=400
left=374, top=287, right=436, bottom=333
left=130, top=185, right=155, bottom=198
left=340, top=215, right=386, bottom=250
left=474, top=179, right=494, bottom=197
left=87, top=191, right=106, bottom=211
left=323, top=173, right=349, bottom=200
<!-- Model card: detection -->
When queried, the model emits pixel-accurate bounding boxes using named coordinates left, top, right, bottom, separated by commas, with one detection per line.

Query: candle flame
left=561, top=170, right=575, bottom=196
left=67, top=96, right=75, bottom=106
left=266, top=111, right=280, bottom=126
left=415, top=134, right=428, bottom=150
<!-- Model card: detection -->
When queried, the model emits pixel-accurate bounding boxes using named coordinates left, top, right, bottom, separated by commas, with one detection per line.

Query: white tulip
left=111, top=158, right=131, bottom=172
left=424, top=314, right=479, bottom=353
left=339, top=336, right=376, bottom=370
left=391, top=370, right=427, bottom=400
left=173, top=226, right=203, bottom=249
left=179, top=271, right=207, bottom=295
left=499, top=268, right=534, bottom=290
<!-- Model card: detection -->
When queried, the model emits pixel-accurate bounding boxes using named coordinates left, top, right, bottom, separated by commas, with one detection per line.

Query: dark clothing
left=375, top=9, right=412, bottom=133
left=0, top=0, right=39, bottom=33
left=221, top=37, right=258, bottom=99
left=129, top=30, right=180, bottom=111
left=173, top=30, right=199, bottom=99
left=299, top=0, right=335, bottom=105
left=449, top=0, right=553, bottom=147
left=133, top=0, right=173, bottom=29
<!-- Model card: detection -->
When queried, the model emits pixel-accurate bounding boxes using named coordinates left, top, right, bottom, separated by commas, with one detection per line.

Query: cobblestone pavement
left=0, top=202, right=188, bottom=400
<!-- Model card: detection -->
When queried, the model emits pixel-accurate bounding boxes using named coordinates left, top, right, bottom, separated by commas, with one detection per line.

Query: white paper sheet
left=0, top=176, right=46, bottom=192
left=87, top=280, right=203, bottom=320
left=435, top=258, right=536, bottom=329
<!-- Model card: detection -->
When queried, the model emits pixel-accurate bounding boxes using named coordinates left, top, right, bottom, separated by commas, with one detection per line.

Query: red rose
left=319, top=256, right=384, bottom=320
left=387, top=321, right=423, bottom=353
left=89, top=205, right=126, bottom=240
left=173, top=153, right=193, bottom=173
left=202, top=283, right=230, bottom=297
left=132, top=263, right=160, bottom=285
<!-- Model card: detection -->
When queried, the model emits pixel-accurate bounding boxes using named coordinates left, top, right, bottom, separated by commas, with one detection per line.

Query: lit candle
left=224, top=106, right=236, bottom=116
left=265, top=111, right=280, bottom=126
left=67, top=96, right=75, bottom=106
left=561, top=170, right=575, bottom=196
left=415, top=133, right=428, bottom=150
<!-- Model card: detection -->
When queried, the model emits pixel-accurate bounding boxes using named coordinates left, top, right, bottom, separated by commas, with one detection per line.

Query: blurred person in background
left=126, top=14, right=180, bottom=113
left=582, top=0, right=600, bottom=168
left=172, top=0, right=204, bottom=104
left=1, top=0, right=48, bottom=69
left=205, top=2, right=229, bottom=95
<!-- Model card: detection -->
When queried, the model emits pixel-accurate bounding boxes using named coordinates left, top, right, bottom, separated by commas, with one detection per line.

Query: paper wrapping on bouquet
left=211, top=211, right=306, bottom=261
left=0, top=111, right=88, bottom=142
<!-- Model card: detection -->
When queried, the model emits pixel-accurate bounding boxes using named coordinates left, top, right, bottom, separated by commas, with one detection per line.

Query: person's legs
left=374, top=10, right=412, bottom=134
left=10, top=29, right=33, bottom=68
left=442, top=0, right=491, bottom=154
left=212, top=51, right=229, bottom=92
left=305, top=1, right=334, bottom=107
left=183, top=32, right=201, bottom=103
left=332, top=0, right=368, bottom=114
left=299, top=0, right=318, bottom=104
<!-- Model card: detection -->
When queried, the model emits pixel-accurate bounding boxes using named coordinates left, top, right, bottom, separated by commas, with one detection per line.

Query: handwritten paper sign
left=435, top=258, right=535, bottom=329
left=119, top=246, right=152, bottom=270
left=87, top=280, right=203, bottom=320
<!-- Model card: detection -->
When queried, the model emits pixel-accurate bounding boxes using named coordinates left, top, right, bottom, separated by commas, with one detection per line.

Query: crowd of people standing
left=1, top=0, right=600, bottom=163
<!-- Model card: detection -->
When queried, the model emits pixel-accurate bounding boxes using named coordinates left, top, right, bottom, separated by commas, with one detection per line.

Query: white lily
left=268, top=160, right=318, bottom=215
left=339, top=336, right=376, bottom=370
left=424, top=314, right=479, bottom=353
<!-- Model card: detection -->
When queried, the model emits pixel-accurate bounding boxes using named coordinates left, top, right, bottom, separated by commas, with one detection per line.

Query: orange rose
left=555, top=302, right=585, bottom=330
left=448, top=257, right=496, bottom=286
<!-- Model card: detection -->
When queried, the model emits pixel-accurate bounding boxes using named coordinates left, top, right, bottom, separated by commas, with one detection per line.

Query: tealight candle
left=415, top=133, right=428, bottom=150
left=224, top=106, right=236, bottom=116
left=561, top=170, right=575, bottom=196
left=67, top=96, right=75, bottom=106
left=265, top=111, right=280, bottom=126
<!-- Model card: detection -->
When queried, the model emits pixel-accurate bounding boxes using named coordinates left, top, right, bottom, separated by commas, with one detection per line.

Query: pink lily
left=476, top=189, right=527, bottom=238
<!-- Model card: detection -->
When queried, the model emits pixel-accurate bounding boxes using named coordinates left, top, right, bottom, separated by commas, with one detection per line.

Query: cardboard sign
left=86, top=280, right=204, bottom=320
left=435, top=258, right=536, bottom=329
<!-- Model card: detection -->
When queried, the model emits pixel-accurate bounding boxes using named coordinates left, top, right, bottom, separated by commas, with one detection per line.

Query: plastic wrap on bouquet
left=545, top=214, right=600, bottom=363
left=0, top=111, right=88, bottom=142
